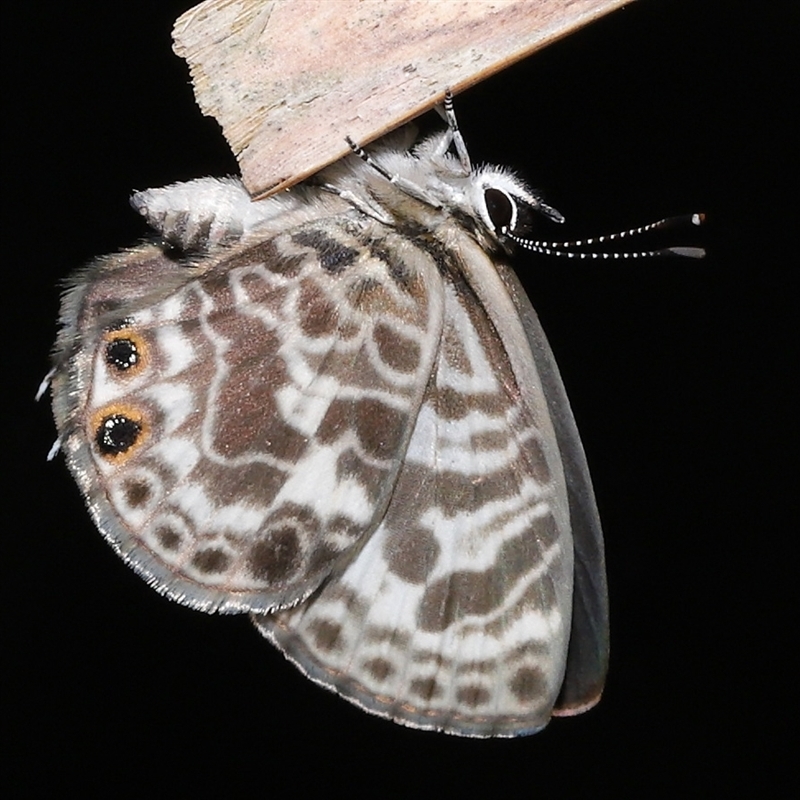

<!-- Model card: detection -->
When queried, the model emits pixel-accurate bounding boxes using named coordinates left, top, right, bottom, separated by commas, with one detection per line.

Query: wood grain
left=173, top=0, right=632, bottom=197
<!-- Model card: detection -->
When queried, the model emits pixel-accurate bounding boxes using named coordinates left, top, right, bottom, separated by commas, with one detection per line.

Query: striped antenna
left=509, top=213, right=705, bottom=260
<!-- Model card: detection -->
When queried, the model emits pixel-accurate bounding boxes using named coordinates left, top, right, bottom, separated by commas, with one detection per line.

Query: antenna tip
left=667, top=246, right=706, bottom=259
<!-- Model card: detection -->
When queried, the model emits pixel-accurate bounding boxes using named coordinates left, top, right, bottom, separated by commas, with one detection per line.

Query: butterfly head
left=468, top=167, right=565, bottom=251
left=342, top=120, right=566, bottom=255
left=341, top=108, right=704, bottom=262
left=466, top=167, right=705, bottom=262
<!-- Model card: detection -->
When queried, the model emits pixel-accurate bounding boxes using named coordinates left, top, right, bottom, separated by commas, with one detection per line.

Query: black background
left=6, top=1, right=794, bottom=794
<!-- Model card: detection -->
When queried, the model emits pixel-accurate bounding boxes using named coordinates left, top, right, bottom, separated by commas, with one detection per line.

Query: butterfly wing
left=51, top=213, right=444, bottom=613
left=256, top=230, right=605, bottom=736
left=491, top=260, right=609, bottom=716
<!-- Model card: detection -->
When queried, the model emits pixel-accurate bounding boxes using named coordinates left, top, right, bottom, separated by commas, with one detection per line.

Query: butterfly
left=47, top=94, right=701, bottom=737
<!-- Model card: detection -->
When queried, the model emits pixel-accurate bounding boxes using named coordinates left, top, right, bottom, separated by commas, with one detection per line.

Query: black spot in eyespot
left=95, top=414, right=141, bottom=455
left=484, top=188, right=514, bottom=232
left=105, top=338, right=139, bottom=371
left=292, top=229, right=358, bottom=273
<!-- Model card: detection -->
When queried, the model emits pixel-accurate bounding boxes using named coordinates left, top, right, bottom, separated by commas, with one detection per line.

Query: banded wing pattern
left=258, top=233, right=577, bottom=736
left=51, top=108, right=609, bottom=736
left=53, top=211, right=442, bottom=613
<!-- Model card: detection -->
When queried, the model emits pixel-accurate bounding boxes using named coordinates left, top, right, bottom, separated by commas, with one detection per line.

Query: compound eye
left=484, top=188, right=514, bottom=233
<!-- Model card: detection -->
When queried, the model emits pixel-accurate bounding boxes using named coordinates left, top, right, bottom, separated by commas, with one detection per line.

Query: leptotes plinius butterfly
left=47, top=95, right=702, bottom=737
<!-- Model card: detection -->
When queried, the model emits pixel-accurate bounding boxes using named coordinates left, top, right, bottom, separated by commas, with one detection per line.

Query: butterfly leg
left=319, top=183, right=395, bottom=225
left=431, top=90, right=472, bottom=175
left=35, top=366, right=56, bottom=402
left=345, top=136, right=444, bottom=208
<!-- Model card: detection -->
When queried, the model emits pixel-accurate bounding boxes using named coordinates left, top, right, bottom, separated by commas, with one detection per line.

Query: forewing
left=52, top=217, right=443, bottom=612
left=256, top=235, right=577, bottom=736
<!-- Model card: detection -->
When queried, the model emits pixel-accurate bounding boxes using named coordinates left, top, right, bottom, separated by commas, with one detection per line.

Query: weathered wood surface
left=173, top=0, right=632, bottom=197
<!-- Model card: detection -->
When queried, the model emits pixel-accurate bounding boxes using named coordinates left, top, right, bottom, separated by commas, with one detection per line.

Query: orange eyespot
left=103, top=328, right=149, bottom=375
left=90, top=403, right=149, bottom=462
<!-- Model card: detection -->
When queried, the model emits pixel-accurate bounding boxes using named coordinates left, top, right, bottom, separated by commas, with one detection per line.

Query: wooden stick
left=173, top=0, right=632, bottom=197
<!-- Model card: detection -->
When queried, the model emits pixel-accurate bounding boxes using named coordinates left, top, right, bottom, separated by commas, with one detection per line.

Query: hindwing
left=52, top=214, right=443, bottom=612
